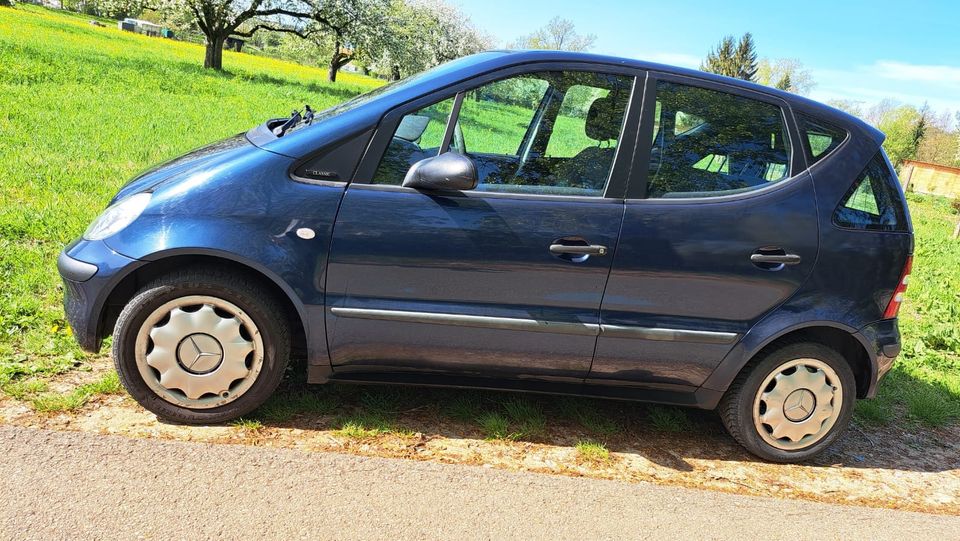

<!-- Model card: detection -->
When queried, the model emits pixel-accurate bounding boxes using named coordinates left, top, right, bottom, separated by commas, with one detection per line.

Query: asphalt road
left=1, top=426, right=957, bottom=540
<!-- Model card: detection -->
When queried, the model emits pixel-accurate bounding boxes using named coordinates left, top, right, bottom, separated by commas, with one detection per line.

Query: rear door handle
left=750, top=253, right=801, bottom=265
left=549, top=244, right=608, bottom=256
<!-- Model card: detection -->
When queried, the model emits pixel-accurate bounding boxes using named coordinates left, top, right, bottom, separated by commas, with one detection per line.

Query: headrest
left=585, top=95, right=623, bottom=141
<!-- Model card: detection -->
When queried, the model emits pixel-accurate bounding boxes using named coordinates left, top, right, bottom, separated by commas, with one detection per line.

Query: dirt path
left=2, top=358, right=958, bottom=516
left=2, top=425, right=958, bottom=540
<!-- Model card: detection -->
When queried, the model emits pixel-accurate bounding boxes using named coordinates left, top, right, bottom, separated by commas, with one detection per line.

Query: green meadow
left=0, top=5, right=957, bottom=429
left=0, top=4, right=378, bottom=383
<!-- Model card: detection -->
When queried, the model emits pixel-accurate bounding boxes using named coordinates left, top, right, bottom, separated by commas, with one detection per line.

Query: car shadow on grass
left=243, top=373, right=959, bottom=475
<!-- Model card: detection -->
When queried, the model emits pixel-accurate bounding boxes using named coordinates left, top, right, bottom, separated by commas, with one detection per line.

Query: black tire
left=718, top=341, right=856, bottom=463
left=112, top=269, right=290, bottom=424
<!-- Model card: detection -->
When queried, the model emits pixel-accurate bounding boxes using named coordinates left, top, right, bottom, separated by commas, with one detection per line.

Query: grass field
left=0, top=4, right=379, bottom=386
left=0, top=5, right=958, bottom=433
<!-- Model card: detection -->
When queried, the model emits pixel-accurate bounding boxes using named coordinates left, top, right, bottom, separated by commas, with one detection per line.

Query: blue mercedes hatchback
left=59, top=51, right=912, bottom=462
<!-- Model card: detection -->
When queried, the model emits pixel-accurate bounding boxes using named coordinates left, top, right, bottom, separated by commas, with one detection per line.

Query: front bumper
left=856, top=318, right=902, bottom=398
left=58, top=239, right=142, bottom=353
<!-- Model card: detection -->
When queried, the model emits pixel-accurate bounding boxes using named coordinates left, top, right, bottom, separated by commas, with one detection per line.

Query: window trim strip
left=350, top=61, right=644, bottom=201
left=626, top=71, right=802, bottom=200
left=331, top=307, right=739, bottom=344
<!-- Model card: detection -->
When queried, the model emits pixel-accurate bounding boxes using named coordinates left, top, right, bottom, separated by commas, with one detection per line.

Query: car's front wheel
left=112, top=269, right=289, bottom=424
left=719, top=341, right=856, bottom=462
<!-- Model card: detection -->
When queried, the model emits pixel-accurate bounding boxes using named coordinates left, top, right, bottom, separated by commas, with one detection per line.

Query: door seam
left=586, top=200, right=627, bottom=381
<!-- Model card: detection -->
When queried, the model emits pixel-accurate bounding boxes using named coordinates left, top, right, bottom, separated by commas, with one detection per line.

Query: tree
left=733, top=32, right=757, bottom=80
left=700, top=35, right=737, bottom=78
left=371, top=0, right=434, bottom=80
left=300, top=0, right=388, bottom=82
left=912, top=103, right=930, bottom=158
left=372, top=0, right=489, bottom=80
left=510, top=16, right=595, bottom=51
left=0, top=0, right=12, bottom=8
left=756, top=58, right=815, bottom=95
left=827, top=99, right=865, bottom=119
left=701, top=33, right=756, bottom=81
left=91, top=0, right=152, bottom=18
left=159, top=0, right=310, bottom=70
left=917, top=126, right=960, bottom=166
left=775, top=72, right=791, bottom=91
left=414, top=0, right=491, bottom=65
left=955, top=111, right=960, bottom=166
left=866, top=98, right=900, bottom=127
left=877, top=105, right=925, bottom=167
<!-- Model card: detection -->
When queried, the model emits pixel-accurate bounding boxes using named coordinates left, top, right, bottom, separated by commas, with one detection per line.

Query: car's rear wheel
left=112, top=270, right=289, bottom=424
left=718, top=341, right=856, bottom=462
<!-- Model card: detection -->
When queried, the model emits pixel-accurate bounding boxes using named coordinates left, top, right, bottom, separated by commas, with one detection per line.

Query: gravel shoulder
left=2, top=358, right=959, bottom=516
left=2, top=425, right=959, bottom=540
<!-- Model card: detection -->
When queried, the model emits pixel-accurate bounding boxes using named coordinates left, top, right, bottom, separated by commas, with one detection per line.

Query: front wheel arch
left=100, top=252, right=309, bottom=362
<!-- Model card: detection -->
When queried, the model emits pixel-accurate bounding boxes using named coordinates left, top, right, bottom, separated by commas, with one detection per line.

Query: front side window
left=456, top=71, right=631, bottom=196
left=455, top=76, right=549, bottom=157
left=372, top=97, right=454, bottom=185
left=648, top=81, right=792, bottom=198
left=371, top=71, right=633, bottom=197
left=834, top=152, right=908, bottom=232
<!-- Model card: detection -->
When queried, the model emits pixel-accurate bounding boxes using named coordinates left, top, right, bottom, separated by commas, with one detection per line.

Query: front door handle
left=750, top=253, right=801, bottom=265
left=550, top=244, right=608, bottom=256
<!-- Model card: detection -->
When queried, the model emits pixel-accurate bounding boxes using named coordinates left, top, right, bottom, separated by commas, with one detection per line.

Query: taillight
left=883, top=256, right=913, bottom=319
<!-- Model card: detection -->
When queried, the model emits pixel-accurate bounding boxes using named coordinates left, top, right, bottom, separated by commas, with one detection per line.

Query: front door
left=325, top=68, right=638, bottom=381
left=589, top=75, right=819, bottom=390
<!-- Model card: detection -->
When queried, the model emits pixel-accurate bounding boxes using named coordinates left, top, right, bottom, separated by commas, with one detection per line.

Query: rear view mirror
left=402, top=152, right=478, bottom=192
left=394, top=114, right=431, bottom=142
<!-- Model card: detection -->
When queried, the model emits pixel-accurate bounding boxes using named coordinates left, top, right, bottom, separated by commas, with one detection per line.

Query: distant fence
left=901, top=160, right=960, bottom=199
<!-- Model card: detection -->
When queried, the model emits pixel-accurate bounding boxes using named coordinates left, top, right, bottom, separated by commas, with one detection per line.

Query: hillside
left=0, top=5, right=379, bottom=378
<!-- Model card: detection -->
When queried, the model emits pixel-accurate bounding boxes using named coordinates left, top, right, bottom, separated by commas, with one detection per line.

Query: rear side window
left=797, top=113, right=847, bottom=163
left=648, top=81, right=791, bottom=198
left=834, top=152, right=908, bottom=232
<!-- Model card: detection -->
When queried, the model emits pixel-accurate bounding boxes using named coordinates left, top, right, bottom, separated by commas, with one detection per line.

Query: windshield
left=279, top=53, right=506, bottom=136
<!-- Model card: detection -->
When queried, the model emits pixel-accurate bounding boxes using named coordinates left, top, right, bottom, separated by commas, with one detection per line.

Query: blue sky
left=455, top=0, right=960, bottom=121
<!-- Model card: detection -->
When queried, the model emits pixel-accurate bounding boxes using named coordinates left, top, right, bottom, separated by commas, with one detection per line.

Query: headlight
left=83, top=192, right=152, bottom=240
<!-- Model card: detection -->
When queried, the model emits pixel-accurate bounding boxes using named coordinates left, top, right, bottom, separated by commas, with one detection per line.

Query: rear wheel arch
left=724, top=324, right=873, bottom=399
left=100, top=251, right=309, bottom=361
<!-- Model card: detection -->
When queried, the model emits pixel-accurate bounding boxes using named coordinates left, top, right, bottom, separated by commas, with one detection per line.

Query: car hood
left=110, top=134, right=252, bottom=204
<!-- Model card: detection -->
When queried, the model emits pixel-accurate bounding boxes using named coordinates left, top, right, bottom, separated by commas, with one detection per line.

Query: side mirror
left=402, top=152, right=478, bottom=192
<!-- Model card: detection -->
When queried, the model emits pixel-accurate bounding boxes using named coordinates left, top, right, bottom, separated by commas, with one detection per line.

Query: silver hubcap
left=134, top=295, right=263, bottom=409
left=752, top=358, right=842, bottom=451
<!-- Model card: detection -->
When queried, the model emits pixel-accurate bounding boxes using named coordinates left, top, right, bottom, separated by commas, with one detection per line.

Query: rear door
left=325, top=66, right=641, bottom=381
left=588, top=74, right=818, bottom=391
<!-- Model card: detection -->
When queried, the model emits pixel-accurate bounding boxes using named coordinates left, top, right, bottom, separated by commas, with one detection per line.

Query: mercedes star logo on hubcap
left=176, top=333, right=224, bottom=374
left=783, top=388, right=817, bottom=422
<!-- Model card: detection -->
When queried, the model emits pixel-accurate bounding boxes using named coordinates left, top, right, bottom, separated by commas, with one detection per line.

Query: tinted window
left=372, top=98, right=454, bottom=185
left=797, top=113, right=847, bottom=163
left=371, top=71, right=632, bottom=196
left=834, top=152, right=908, bottom=232
left=455, top=71, right=631, bottom=196
left=455, top=76, right=549, bottom=157
left=648, top=81, right=791, bottom=198
left=544, top=84, right=614, bottom=158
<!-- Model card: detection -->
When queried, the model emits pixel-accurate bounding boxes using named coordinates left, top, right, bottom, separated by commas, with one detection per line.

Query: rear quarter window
left=797, top=113, right=847, bottom=163
left=833, top=152, right=908, bottom=232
